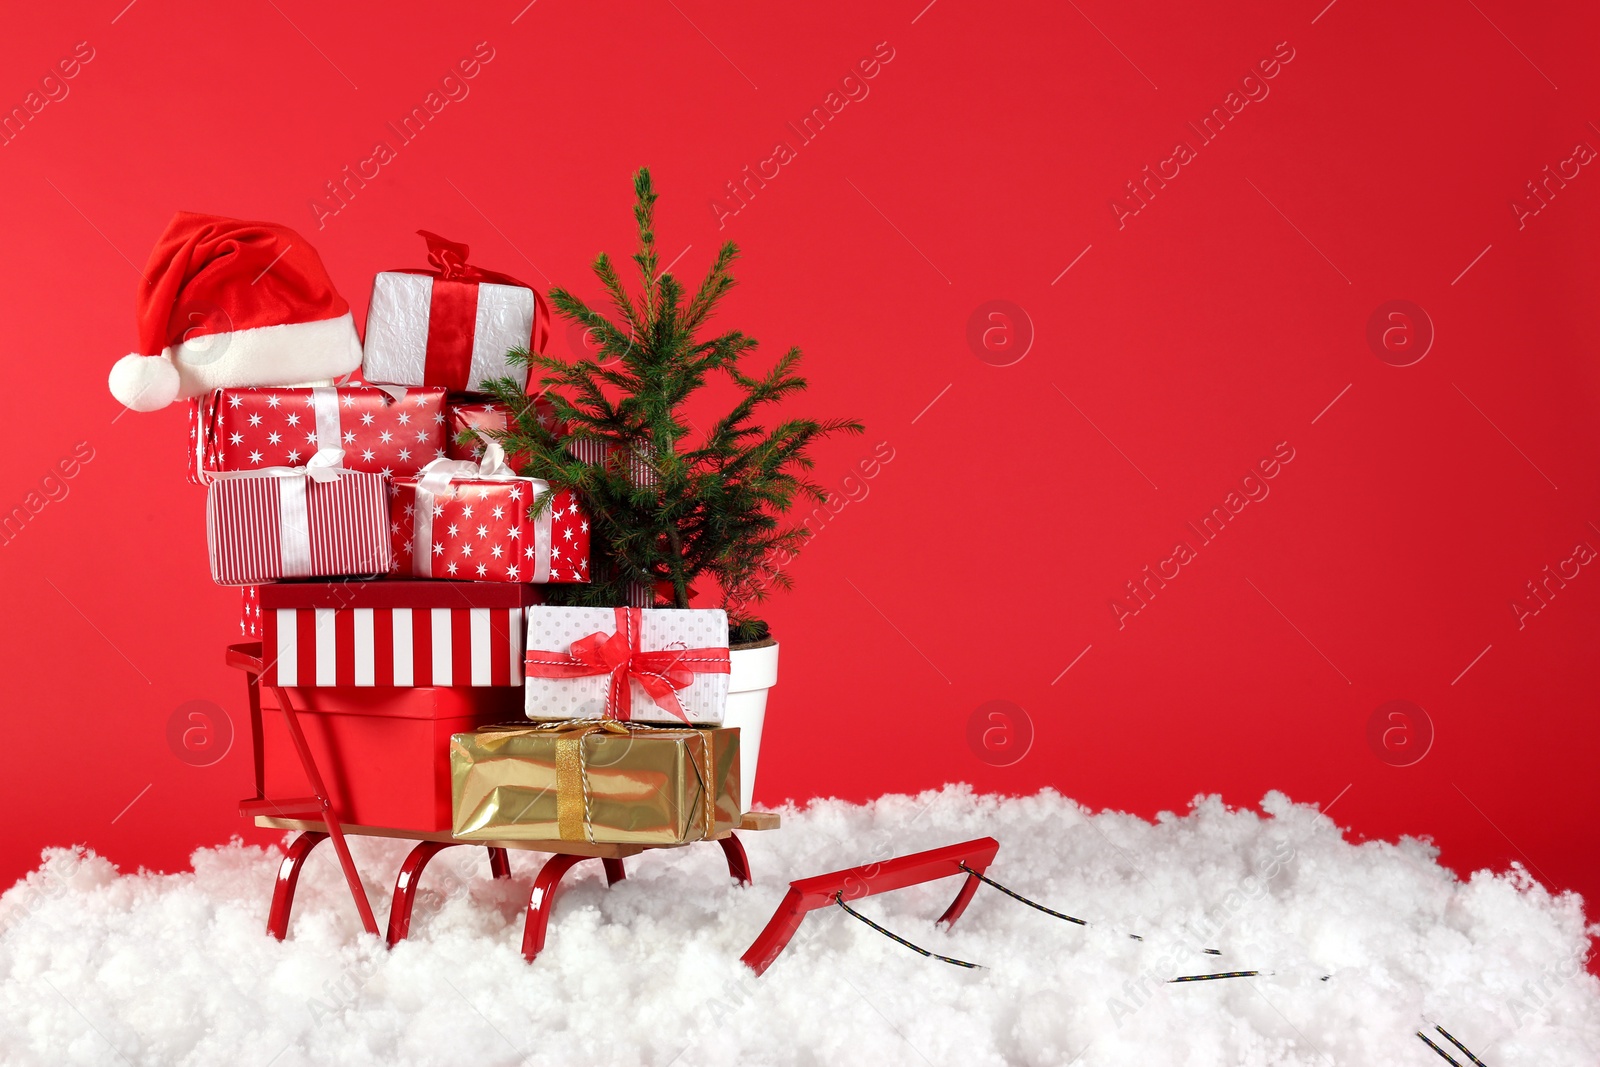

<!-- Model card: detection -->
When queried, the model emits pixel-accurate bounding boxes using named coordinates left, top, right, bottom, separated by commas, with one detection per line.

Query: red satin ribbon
left=397, top=230, right=551, bottom=391
left=524, top=607, right=730, bottom=722
left=423, top=279, right=477, bottom=391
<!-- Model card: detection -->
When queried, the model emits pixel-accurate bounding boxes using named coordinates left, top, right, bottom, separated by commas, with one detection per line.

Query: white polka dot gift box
left=523, top=605, right=732, bottom=725
left=388, top=443, right=590, bottom=585
left=189, top=385, right=448, bottom=485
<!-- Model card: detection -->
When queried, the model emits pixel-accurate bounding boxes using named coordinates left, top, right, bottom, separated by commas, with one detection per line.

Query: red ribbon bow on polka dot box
left=190, top=385, right=448, bottom=485
left=523, top=606, right=732, bottom=724
left=388, top=443, right=590, bottom=584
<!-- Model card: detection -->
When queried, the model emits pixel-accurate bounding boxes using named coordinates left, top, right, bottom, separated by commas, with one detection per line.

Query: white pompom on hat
left=110, top=212, right=363, bottom=411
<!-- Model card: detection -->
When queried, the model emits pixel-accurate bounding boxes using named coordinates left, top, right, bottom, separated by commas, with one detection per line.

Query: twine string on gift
left=501, top=718, right=719, bottom=846
left=579, top=727, right=595, bottom=845
left=832, top=892, right=985, bottom=970
left=537, top=718, right=627, bottom=845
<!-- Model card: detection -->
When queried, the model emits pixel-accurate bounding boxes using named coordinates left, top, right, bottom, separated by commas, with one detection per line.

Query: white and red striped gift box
left=206, top=465, right=391, bottom=586
left=256, top=580, right=544, bottom=687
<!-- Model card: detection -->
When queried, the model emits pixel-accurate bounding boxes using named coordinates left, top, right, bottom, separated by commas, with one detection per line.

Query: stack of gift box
left=157, top=221, right=741, bottom=848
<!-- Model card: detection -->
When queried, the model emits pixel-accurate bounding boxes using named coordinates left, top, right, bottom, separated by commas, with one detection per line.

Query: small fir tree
left=478, top=168, right=862, bottom=644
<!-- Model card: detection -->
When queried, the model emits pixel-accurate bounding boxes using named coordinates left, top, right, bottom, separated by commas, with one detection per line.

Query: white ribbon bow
left=207, top=446, right=348, bottom=483
left=416, top=440, right=522, bottom=491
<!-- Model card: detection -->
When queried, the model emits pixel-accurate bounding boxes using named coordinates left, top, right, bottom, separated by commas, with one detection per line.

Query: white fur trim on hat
left=109, top=349, right=181, bottom=412
left=113, top=313, right=364, bottom=411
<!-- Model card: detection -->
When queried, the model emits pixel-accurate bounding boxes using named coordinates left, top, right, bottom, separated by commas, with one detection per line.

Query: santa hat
left=108, top=212, right=363, bottom=411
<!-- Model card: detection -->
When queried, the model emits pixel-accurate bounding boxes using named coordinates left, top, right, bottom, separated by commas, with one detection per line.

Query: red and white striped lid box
left=255, top=580, right=544, bottom=687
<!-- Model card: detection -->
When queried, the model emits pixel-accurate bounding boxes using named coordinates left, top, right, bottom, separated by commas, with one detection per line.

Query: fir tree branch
left=474, top=167, right=861, bottom=637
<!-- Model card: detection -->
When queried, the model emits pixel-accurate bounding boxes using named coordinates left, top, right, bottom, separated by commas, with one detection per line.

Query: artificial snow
left=0, top=788, right=1595, bottom=1066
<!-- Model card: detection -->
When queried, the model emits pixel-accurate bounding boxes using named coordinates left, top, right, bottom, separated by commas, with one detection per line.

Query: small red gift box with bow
left=388, top=443, right=590, bottom=584
left=444, top=394, right=632, bottom=474
left=362, top=230, right=550, bottom=393
left=444, top=395, right=553, bottom=468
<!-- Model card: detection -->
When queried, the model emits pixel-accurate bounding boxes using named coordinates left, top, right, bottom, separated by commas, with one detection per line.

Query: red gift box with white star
left=445, top=396, right=638, bottom=472
left=444, top=395, right=555, bottom=466
left=388, top=472, right=591, bottom=584
left=189, top=385, right=448, bottom=485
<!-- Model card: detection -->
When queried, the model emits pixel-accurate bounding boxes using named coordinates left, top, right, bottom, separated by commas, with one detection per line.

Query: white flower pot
left=724, top=640, right=778, bottom=813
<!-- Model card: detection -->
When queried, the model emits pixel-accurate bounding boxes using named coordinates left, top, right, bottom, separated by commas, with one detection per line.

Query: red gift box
left=189, top=385, right=447, bottom=485
left=362, top=231, right=550, bottom=393
left=446, top=395, right=630, bottom=473
left=242, top=585, right=260, bottom=637
left=445, top=395, right=551, bottom=466
left=388, top=447, right=590, bottom=584
left=260, top=684, right=523, bottom=832
left=206, top=462, right=392, bottom=586
left=254, top=579, right=543, bottom=687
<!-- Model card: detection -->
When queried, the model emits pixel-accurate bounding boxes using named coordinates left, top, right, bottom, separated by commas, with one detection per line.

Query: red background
left=2, top=0, right=1597, bottom=917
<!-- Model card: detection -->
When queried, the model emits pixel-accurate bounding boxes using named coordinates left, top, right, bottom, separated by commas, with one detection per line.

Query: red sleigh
left=228, top=642, right=998, bottom=971
left=227, top=643, right=772, bottom=960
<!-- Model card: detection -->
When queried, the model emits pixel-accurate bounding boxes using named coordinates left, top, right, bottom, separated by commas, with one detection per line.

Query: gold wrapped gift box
left=450, top=720, right=740, bottom=845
